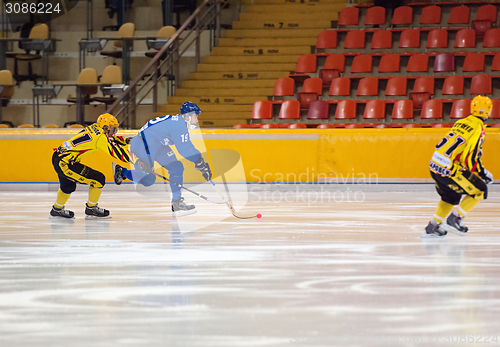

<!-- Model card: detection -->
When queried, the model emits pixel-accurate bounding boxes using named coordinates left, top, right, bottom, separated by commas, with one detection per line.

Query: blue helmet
left=180, top=101, right=201, bottom=115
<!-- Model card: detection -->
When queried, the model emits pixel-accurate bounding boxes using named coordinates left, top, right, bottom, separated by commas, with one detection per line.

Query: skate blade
left=439, top=224, right=467, bottom=236
left=172, top=209, right=197, bottom=218
left=421, top=232, right=446, bottom=239
left=85, top=215, right=112, bottom=220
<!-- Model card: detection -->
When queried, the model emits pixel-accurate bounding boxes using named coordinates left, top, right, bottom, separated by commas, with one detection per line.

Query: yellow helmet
left=470, top=95, right=492, bottom=119
left=96, top=113, right=119, bottom=136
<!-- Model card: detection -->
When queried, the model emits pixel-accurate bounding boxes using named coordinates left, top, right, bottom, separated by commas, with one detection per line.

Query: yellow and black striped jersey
left=430, top=115, right=486, bottom=177
left=55, top=123, right=132, bottom=165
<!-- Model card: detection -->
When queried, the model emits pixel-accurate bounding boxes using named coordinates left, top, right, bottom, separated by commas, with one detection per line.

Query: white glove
left=482, top=169, right=494, bottom=184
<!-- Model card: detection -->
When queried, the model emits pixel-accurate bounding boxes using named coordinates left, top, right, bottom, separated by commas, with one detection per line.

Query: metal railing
left=107, top=0, right=229, bottom=128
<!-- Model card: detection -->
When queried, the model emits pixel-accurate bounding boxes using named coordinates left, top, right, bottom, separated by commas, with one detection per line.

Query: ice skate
left=421, top=221, right=447, bottom=238
left=443, top=212, right=468, bottom=236
left=50, top=206, right=75, bottom=219
left=113, top=163, right=125, bottom=185
left=172, top=197, right=197, bottom=217
left=85, top=204, right=111, bottom=219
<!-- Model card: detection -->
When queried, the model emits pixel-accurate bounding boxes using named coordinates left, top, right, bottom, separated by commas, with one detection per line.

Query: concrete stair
left=161, top=0, right=347, bottom=128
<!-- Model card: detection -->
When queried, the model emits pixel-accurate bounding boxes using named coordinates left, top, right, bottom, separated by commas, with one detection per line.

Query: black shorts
left=431, top=170, right=488, bottom=205
left=52, top=151, right=106, bottom=194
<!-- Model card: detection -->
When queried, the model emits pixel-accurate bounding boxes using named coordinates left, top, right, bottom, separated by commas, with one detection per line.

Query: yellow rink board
left=0, top=128, right=499, bottom=183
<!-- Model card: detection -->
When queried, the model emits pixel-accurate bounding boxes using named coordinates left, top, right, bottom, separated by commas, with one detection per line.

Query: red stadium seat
left=475, top=4, right=497, bottom=22
left=433, top=52, right=455, bottom=73
left=350, top=54, right=372, bottom=74
left=251, top=100, right=273, bottom=120
left=319, top=69, right=341, bottom=87
left=420, top=5, right=441, bottom=26
left=491, top=53, right=500, bottom=72
left=356, top=77, right=378, bottom=97
left=483, top=29, right=500, bottom=51
left=334, top=100, right=357, bottom=120
left=329, top=77, right=351, bottom=97
left=391, top=6, right=413, bottom=27
left=316, top=30, right=337, bottom=52
left=412, top=76, right=434, bottom=95
left=338, top=6, right=359, bottom=27
left=450, top=99, right=470, bottom=119
left=260, top=123, right=279, bottom=129
left=447, top=6, right=470, bottom=26
left=298, top=77, right=323, bottom=110
left=442, top=76, right=464, bottom=96
left=323, top=54, right=346, bottom=72
left=320, top=54, right=344, bottom=86
left=364, top=6, right=386, bottom=28
left=233, top=124, right=253, bottom=129
left=420, top=99, right=443, bottom=120
left=410, top=77, right=434, bottom=111
left=279, top=100, right=301, bottom=119
left=378, top=54, right=400, bottom=74
left=462, top=53, right=485, bottom=73
left=426, top=29, right=448, bottom=52
left=344, top=124, right=364, bottom=129
left=288, top=123, right=308, bottom=129
left=344, top=30, right=366, bottom=51
left=391, top=99, right=414, bottom=120
left=406, top=54, right=429, bottom=73
left=307, top=100, right=330, bottom=120
left=470, top=74, right=492, bottom=95
left=294, top=54, right=317, bottom=74
left=399, top=29, right=420, bottom=53
left=317, top=124, right=336, bottom=129
left=453, top=29, right=476, bottom=51
left=385, top=77, right=407, bottom=97
left=472, top=5, right=497, bottom=39
left=370, top=30, right=392, bottom=51
left=363, top=99, right=386, bottom=120
left=273, top=77, right=295, bottom=97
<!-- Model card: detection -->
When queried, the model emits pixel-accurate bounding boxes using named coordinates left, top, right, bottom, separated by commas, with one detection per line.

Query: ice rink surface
left=1, top=184, right=500, bottom=347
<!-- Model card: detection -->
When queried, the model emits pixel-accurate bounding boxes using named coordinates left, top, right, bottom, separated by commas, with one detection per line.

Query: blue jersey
left=137, top=114, right=202, bottom=163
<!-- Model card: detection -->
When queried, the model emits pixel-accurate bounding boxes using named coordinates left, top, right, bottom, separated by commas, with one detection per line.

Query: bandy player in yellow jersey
left=50, top=113, right=132, bottom=219
left=424, top=95, right=494, bottom=237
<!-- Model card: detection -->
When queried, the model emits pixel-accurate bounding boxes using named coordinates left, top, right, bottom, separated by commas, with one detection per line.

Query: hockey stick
left=152, top=172, right=227, bottom=204
left=210, top=179, right=258, bottom=219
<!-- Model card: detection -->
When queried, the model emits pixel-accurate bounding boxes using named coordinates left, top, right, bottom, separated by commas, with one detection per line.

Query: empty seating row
left=338, top=4, right=498, bottom=34
left=274, top=74, right=498, bottom=109
left=234, top=123, right=477, bottom=129
left=251, top=98, right=500, bottom=123
left=315, top=28, right=500, bottom=55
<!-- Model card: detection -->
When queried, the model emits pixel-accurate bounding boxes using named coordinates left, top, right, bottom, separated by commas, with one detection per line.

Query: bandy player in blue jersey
left=114, top=102, right=212, bottom=217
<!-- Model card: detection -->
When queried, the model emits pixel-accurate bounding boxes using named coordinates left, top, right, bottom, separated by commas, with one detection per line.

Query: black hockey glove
left=480, top=169, right=494, bottom=184
left=135, top=158, right=153, bottom=174
left=195, top=158, right=212, bottom=181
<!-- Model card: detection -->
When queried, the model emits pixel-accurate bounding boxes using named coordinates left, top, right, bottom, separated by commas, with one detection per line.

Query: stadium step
left=212, top=46, right=311, bottom=56
left=196, top=63, right=296, bottom=72
left=246, top=3, right=345, bottom=13
left=190, top=71, right=290, bottom=80
left=167, top=96, right=265, bottom=105
left=175, top=88, right=274, bottom=97
left=232, top=20, right=332, bottom=30
left=239, top=12, right=338, bottom=21
left=160, top=104, right=254, bottom=113
left=183, top=79, right=276, bottom=89
left=203, top=55, right=301, bottom=64
left=225, top=29, right=323, bottom=38
left=219, top=37, right=317, bottom=47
